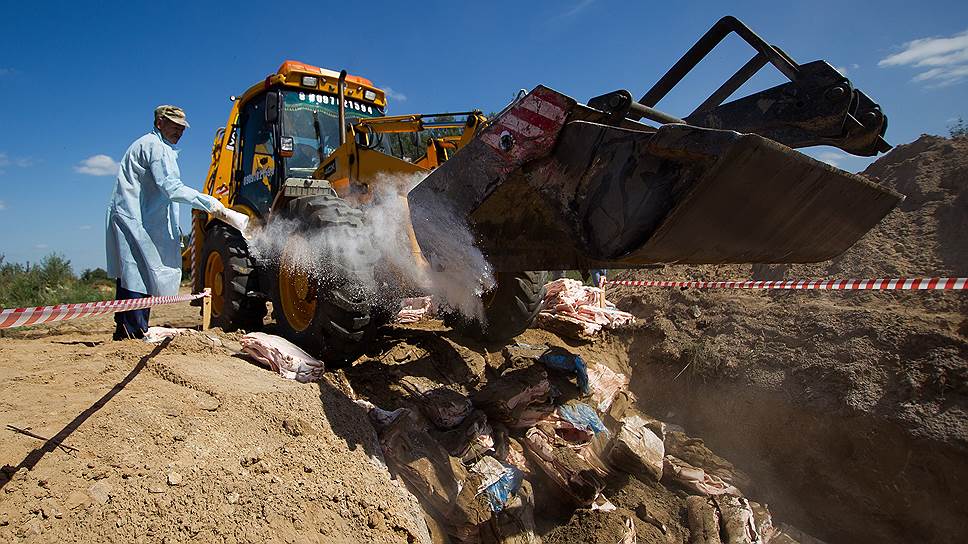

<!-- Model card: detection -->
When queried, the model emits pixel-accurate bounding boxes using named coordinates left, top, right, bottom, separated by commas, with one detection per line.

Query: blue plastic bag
left=556, top=402, right=608, bottom=436
left=538, top=353, right=591, bottom=395
left=482, top=464, right=524, bottom=512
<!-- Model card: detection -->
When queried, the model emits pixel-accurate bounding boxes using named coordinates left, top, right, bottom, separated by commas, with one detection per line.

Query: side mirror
left=265, top=92, right=280, bottom=123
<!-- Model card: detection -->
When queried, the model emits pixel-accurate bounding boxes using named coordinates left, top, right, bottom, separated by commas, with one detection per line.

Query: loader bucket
left=407, top=86, right=903, bottom=272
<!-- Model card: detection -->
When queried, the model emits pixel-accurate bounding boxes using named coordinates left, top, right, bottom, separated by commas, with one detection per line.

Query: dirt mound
left=608, top=135, right=968, bottom=543
left=769, top=134, right=968, bottom=314
left=0, top=323, right=430, bottom=543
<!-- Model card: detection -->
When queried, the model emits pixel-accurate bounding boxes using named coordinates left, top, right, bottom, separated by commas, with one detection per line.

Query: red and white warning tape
left=0, top=290, right=209, bottom=330
left=603, top=277, right=967, bottom=290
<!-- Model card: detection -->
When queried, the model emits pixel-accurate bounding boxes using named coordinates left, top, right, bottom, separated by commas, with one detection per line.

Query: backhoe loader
left=190, top=16, right=902, bottom=362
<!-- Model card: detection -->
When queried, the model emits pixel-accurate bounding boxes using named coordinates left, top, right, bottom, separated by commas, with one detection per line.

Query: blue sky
left=1, top=0, right=966, bottom=272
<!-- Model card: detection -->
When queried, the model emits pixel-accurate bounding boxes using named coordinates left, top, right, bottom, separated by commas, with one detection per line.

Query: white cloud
left=79, top=224, right=93, bottom=230
left=383, top=87, right=407, bottom=102
left=0, top=200, right=6, bottom=210
left=75, top=154, right=119, bottom=176
left=814, top=150, right=848, bottom=168
left=557, top=0, right=594, bottom=19
left=34, top=244, right=49, bottom=250
left=0, top=152, right=33, bottom=174
left=834, top=63, right=859, bottom=75
left=912, top=65, right=968, bottom=87
left=879, top=29, right=968, bottom=86
left=0, top=68, right=14, bottom=77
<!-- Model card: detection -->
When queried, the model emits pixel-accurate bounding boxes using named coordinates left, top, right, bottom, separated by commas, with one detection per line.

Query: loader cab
left=231, top=61, right=388, bottom=218
left=279, top=89, right=384, bottom=178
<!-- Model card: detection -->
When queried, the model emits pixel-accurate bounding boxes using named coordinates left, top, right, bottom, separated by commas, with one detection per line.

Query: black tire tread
left=451, top=271, right=547, bottom=343
left=199, top=223, right=266, bottom=331
left=269, top=194, right=373, bottom=365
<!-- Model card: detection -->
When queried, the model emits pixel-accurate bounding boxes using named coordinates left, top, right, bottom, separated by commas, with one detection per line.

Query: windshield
left=282, top=90, right=383, bottom=176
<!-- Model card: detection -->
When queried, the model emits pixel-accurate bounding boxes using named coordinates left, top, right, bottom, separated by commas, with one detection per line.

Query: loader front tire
left=199, top=223, right=266, bottom=331
left=451, top=271, right=547, bottom=343
left=269, top=195, right=374, bottom=366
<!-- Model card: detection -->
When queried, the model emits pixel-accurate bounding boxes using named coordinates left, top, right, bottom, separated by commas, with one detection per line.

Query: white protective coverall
left=105, top=128, right=222, bottom=296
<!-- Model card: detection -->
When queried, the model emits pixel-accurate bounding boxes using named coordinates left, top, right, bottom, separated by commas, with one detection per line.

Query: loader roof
left=236, top=60, right=387, bottom=109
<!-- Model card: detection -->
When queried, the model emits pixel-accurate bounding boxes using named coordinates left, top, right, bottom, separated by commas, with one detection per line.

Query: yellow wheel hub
left=278, top=241, right=317, bottom=332
left=205, top=251, right=225, bottom=317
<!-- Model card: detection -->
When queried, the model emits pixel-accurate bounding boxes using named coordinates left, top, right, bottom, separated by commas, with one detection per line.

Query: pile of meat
left=331, top=341, right=816, bottom=544
left=396, top=297, right=436, bottom=324
left=537, top=279, right=635, bottom=337
left=390, top=280, right=636, bottom=337
left=241, top=332, right=325, bottom=383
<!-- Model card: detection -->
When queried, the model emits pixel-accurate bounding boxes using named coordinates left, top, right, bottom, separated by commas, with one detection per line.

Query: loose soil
left=609, top=135, right=968, bottom=543
left=0, top=135, right=965, bottom=544
left=0, top=306, right=430, bottom=543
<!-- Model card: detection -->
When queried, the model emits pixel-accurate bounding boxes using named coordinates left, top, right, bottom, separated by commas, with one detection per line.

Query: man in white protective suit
left=105, top=105, right=247, bottom=340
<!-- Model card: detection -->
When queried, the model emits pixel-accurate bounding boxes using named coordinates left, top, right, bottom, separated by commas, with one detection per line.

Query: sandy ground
left=0, top=303, right=430, bottom=543
left=0, top=299, right=771, bottom=544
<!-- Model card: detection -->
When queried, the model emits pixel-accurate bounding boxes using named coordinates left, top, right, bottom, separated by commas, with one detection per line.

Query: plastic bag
left=538, top=352, right=591, bottom=395
left=586, top=362, right=630, bottom=413
left=379, top=411, right=492, bottom=542
left=473, top=365, right=552, bottom=426
left=554, top=401, right=609, bottom=443
left=663, top=455, right=741, bottom=496
left=608, top=415, right=665, bottom=482
left=480, top=480, right=540, bottom=544
left=471, top=457, right=524, bottom=513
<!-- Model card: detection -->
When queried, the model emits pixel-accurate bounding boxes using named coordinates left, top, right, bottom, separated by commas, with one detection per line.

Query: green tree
left=949, top=117, right=967, bottom=139
left=81, top=267, right=111, bottom=283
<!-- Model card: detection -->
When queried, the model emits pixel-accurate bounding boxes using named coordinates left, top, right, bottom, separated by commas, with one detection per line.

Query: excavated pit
left=604, top=133, right=968, bottom=543
left=622, top=340, right=968, bottom=543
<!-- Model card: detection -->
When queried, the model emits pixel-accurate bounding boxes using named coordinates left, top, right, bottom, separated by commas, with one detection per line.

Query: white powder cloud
left=879, top=29, right=968, bottom=86
left=75, top=154, right=119, bottom=176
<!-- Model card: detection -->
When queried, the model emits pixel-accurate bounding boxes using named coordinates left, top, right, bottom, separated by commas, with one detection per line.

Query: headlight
left=363, top=90, right=377, bottom=101
left=301, top=76, right=318, bottom=88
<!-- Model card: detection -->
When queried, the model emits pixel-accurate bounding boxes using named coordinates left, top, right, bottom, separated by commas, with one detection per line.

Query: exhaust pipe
left=337, top=69, right=347, bottom=146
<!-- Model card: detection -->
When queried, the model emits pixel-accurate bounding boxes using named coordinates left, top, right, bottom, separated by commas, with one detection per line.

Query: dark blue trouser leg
left=113, top=279, right=151, bottom=340
left=590, top=269, right=606, bottom=287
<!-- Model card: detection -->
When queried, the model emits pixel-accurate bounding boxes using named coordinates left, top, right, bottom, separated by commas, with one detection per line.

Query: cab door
left=235, top=93, right=281, bottom=217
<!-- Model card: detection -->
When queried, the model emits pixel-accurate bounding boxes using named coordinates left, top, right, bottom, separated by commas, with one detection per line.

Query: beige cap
left=154, top=105, right=190, bottom=128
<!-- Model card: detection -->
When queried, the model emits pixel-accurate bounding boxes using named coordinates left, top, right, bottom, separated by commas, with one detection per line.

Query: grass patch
left=0, top=254, right=113, bottom=308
